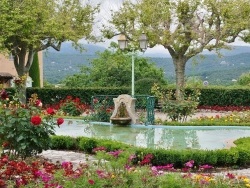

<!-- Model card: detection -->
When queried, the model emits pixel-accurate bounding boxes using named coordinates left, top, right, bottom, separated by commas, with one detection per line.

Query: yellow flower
left=243, top=178, right=250, bottom=183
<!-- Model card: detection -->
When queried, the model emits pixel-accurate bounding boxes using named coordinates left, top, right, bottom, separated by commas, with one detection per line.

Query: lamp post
left=118, top=33, right=148, bottom=96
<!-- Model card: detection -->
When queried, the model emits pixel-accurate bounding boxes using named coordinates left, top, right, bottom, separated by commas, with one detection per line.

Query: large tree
left=103, top=0, right=250, bottom=100
left=62, top=45, right=167, bottom=91
left=0, top=0, right=99, bottom=77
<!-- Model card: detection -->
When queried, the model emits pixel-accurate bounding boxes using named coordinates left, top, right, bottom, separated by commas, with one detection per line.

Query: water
left=54, top=119, right=250, bottom=150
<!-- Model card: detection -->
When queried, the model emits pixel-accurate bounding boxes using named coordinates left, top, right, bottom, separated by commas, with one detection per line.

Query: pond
left=54, top=119, right=250, bottom=150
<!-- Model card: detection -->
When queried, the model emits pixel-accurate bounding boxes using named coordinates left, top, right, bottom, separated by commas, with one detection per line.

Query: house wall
left=0, top=52, right=43, bottom=87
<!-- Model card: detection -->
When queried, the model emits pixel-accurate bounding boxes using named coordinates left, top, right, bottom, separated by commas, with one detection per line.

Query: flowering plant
left=87, top=97, right=113, bottom=122
left=56, top=96, right=89, bottom=116
left=0, top=89, right=64, bottom=159
left=152, top=83, right=200, bottom=122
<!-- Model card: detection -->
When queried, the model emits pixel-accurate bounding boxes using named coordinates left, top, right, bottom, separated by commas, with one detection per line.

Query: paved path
left=40, top=150, right=250, bottom=177
left=154, top=110, right=230, bottom=122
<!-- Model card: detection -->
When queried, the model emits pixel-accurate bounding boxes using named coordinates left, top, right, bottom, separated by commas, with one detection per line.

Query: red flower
left=88, top=179, right=95, bottom=185
left=46, top=107, right=55, bottom=115
left=2, top=141, right=9, bottom=148
left=57, top=118, right=64, bottom=126
left=0, top=179, right=5, bottom=186
left=226, top=173, right=235, bottom=179
left=31, top=115, right=42, bottom=125
left=0, top=89, right=8, bottom=100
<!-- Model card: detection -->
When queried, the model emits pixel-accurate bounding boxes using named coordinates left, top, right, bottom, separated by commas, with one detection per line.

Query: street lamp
left=118, top=33, right=148, bottom=96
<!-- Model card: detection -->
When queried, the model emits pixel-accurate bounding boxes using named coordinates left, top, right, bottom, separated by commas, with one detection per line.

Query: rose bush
left=0, top=89, right=64, bottom=159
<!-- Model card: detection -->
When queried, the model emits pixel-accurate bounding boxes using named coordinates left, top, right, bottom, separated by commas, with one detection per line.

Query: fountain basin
left=55, top=119, right=250, bottom=150
left=110, top=117, right=132, bottom=125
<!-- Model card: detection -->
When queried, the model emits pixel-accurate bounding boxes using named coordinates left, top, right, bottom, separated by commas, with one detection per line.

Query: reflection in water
left=54, top=120, right=250, bottom=150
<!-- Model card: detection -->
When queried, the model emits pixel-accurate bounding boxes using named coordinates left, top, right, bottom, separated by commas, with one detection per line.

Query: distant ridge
left=43, top=43, right=250, bottom=85
left=44, top=42, right=106, bottom=55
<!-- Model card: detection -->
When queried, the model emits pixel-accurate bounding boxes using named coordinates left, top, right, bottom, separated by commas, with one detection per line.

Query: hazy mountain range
left=43, top=42, right=250, bottom=85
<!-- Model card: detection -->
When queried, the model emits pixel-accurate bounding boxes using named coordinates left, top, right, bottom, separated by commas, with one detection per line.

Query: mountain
left=45, top=42, right=106, bottom=54
left=43, top=44, right=250, bottom=85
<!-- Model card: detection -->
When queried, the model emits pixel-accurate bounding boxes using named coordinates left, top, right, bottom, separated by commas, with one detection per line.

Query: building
left=0, top=52, right=43, bottom=88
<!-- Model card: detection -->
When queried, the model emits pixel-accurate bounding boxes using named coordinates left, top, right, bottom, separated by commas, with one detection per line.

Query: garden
left=1, top=83, right=250, bottom=188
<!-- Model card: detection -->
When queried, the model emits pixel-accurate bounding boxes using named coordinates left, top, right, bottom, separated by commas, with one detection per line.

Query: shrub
left=0, top=89, right=64, bottom=159
left=237, top=72, right=250, bottom=86
left=79, top=137, right=97, bottom=153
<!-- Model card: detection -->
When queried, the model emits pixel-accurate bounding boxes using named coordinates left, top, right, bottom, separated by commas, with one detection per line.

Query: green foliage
left=79, top=137, right=97, bottom=153
left=199, top=88, right=250, bottom=106
left=50, top=136, right=78, bottom=150
left=44, top=48, right=250, bottom=86
left=51, top=135, right=250, bottom=168
left=60, top=102, right=81, bottom=116
left=152, top=84, right=200, bottom=122
left=0, top=0, right=98, bottom=76
left=0, top=90, right=62, bottom=159
left=29, top=52, right=40, bottom=87
left=25, top=87, right=250, bottom=108
left=237, top=72, right=250, bottom=86
left=88, top=97, right=113, bottom=122
left=62, top=49, right=167, bottom=89
left=135, top=78, right=167, bottom=95
left=105, top=0, right=250, bottom=100
left=186, top=76, right=203, bottom=87
left=26, top=87, right=130, bottom=106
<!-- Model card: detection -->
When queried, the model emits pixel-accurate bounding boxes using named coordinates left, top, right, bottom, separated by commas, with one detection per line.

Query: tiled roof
left=0, top=72, right=14, bottom=78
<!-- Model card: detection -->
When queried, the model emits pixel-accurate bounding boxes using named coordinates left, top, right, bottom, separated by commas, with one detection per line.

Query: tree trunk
left=173, top=57, right=187, bottom=101
left=12, top=47, right=35, bottom=104
left=13, top=47, right=35, bottom=77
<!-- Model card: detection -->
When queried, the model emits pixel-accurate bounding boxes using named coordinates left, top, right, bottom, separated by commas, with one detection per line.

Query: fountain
left=110, top=94, right=138, bottom=125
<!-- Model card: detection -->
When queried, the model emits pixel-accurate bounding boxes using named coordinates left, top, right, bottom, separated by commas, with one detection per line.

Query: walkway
left=40, top=150, right=250, bottom=177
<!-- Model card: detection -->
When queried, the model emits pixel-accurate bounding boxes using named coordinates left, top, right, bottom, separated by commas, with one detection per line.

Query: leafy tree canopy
left=103, top=0, right=250, bottom=100
left=0, top=0, right=99, bottom=76
left=61, top=45, right=167, bottom=90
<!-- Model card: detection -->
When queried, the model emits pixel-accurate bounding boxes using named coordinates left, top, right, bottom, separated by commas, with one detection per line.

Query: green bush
left=51, top=136, right=78, bottom=150
left=135, top=78, right=165, bottom=95
left=50, top=135, right=250, bottom=168
left=78, top=137, right=97, bottom=153
left=237, top=72, right=250, bottom=86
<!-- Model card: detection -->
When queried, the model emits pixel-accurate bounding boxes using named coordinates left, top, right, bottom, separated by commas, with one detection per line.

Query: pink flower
left=31, top=115, right=42, bottom=125
left=199, top=164, right=213, bottom=170
left=185, top=160, right=194, bottom=168
left=108, top=150, right=123, bottom=158
left=154, top=164, right=174, bottom=171
left=35, top=99, right=42, bottom=107
left=46, top=107, right=55, bottom=115
left=57, top=118, right=64, bottom=126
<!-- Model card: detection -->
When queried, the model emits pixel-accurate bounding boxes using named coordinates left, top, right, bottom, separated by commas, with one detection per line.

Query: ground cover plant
left=1, top=87, right=250, bottom=187
left=0, top=147, right=250, bottom=187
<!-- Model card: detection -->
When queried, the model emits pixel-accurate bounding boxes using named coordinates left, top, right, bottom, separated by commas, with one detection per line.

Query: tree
left=62, top=47, right=167, bottom=92
left=29, top=52, right=40, bottom=87
left=0, top=0, right=99, bottom=77
left=103, top=0, right=250, bottom=100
